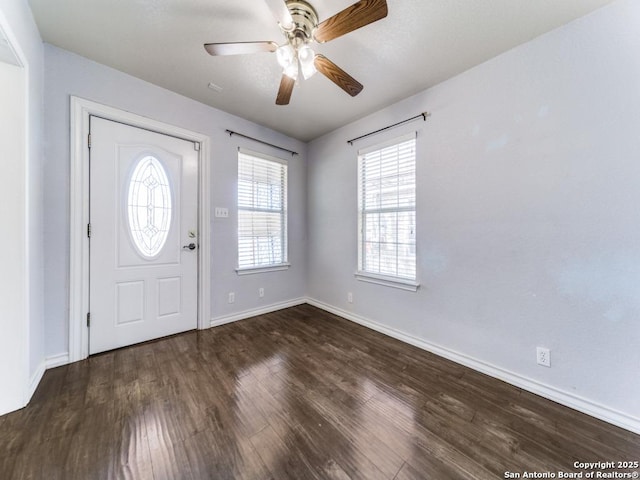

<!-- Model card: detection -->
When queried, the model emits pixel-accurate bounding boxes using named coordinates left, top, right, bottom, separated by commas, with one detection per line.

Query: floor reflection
left=2, top=305, right=637, bottom=479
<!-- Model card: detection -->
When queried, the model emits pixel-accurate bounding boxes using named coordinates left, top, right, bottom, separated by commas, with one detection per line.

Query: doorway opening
left=69, top=97, right=211, bottom=362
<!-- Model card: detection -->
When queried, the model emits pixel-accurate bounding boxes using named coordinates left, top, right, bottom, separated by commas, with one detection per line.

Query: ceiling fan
left=204, top=0, right=388, bottom=105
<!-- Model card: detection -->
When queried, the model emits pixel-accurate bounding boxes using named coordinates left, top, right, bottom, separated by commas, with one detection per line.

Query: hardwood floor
left=1, top=304, right=638, bottom=479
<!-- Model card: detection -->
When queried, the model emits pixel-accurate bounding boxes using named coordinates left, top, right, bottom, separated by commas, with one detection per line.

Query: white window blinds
left=238, top=150, right=288, bottom=270
left=358, top=133, right=416, bottom=281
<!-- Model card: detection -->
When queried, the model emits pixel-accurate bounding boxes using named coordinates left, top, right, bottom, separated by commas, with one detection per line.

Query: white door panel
left=89, top=117, right=198, bottom=354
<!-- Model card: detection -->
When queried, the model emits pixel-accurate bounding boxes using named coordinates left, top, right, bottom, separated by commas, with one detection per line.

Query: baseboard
left=306, top=298, right=640, bottom=435
left=22, top=354, right=69, bottom=410
left=27, top=360, right=46, bottom=402
left=45, top=353, right=70, bottom=369
left=210, top=297, right=307, bottom=328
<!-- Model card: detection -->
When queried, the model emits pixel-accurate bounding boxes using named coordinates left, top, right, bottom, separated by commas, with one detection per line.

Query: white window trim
left=358, top=132, right=417, bottom=155
left=239, top=147, right=288, bottom=166
left=357, top=131, right=418, bottom=287
left=237, top=148, right=288, bottom=271
left=355, top=271, right=420, bottom=292
left=236, top=263, right=291, bottom=275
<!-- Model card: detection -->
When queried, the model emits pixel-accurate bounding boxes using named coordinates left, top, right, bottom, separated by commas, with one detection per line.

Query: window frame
left=356, top=132, right=419, bottom=291
left=236, top=148, right=289, bottom=275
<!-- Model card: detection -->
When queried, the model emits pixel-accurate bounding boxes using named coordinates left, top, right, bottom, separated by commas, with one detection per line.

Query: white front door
left=89, top=116, right=199, bottom=354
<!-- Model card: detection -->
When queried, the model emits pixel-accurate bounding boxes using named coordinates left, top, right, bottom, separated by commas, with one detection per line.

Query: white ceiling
left=28, top=0, right=615, bottom=142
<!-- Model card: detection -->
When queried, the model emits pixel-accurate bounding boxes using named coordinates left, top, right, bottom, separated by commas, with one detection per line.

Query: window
left=237, top=149, right=288, bottom=272
left=357, top=133, right=417, bottom=289
left=127, top=155, right=172, bottom=258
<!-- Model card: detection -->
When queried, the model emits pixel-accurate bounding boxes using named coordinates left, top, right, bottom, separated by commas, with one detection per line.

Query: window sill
left=355, top=272, right=420, bottom=292
left=236, top=263, right=290, bottom=275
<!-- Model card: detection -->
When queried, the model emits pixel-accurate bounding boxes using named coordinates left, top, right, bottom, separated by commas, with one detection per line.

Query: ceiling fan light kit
left=204, top=0, right=388, bottom=105
left=297, top=45, right=316, bottom=80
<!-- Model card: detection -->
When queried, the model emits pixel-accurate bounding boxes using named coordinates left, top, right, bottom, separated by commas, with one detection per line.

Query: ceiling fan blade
left=276, top=74, right=295, bottom=105
left=314, top=0, right=388, bottom=43
left=263, top=0, right=294, bottom=30
left=204, top=41, right=278, bottom=56
left=314, top=55, right=363, bottom=97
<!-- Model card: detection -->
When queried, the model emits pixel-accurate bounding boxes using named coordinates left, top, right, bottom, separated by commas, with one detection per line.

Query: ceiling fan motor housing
left=204, top=0, right=387, bottom=104
left=284, top=0, right=318, bottom=46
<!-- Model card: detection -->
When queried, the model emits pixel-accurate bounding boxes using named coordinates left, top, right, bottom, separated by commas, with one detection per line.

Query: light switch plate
left=215, top=207, right=229, bottom=218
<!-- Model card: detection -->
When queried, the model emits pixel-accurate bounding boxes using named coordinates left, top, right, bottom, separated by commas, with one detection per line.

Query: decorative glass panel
left=127, top=156, right=172, bottom=258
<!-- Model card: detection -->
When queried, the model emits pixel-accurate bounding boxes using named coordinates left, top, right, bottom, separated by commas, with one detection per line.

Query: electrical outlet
left=347, top=292, right=353, bottom=303
left=536, top=347, right=551, bottom=367
left=259, top=287, right=264, bottom=298
left=228, top=292, right=235, bottom=304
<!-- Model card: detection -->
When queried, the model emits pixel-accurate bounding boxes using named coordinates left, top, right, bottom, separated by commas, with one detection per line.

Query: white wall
left=307, top=0, right=640, bottom=431
left=43, top=45, right=307, bottom=359
left=26, top=0, right=639, bottom=434
left=0, top=0, right=45, bottom=415
left=0, top=58, right=27, bottom=414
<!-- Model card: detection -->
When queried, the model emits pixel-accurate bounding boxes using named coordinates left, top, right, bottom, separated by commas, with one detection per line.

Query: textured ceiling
left=28, top=0, right=616, bottom=141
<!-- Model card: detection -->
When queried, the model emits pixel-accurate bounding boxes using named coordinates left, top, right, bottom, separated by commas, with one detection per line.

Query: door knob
left=182, top=243, right=197, bottom=250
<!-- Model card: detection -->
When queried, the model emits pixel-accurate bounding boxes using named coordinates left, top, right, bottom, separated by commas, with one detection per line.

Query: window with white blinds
left=357, top=133, right=416, bottom=282
left=237, top=149, right=288, bottom=271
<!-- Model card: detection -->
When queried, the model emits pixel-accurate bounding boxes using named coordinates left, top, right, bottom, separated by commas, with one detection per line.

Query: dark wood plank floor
left=1, top=304, right=638, bottom=479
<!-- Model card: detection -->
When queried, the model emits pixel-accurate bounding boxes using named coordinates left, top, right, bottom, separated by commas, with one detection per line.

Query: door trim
left=69, top=96, right=211, bottom=362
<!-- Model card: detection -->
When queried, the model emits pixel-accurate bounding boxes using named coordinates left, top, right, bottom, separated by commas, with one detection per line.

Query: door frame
left=69, top=96, right=211, bottom=362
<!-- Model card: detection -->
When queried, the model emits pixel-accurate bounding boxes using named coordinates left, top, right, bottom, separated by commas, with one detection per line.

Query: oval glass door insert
left=127, top=155, right=172, bottom=258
